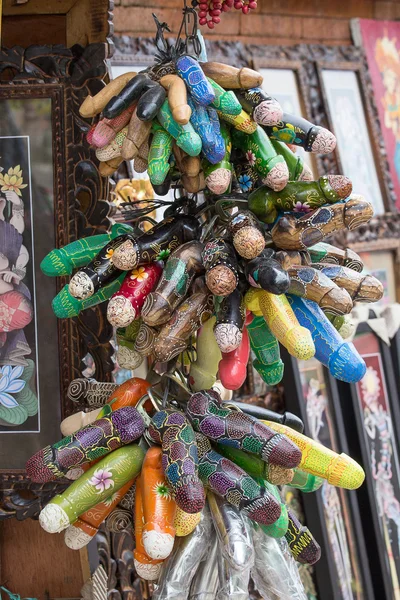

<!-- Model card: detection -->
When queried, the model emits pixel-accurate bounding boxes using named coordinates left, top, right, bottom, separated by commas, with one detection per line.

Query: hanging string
left=152, top=0, right=201, bottom=64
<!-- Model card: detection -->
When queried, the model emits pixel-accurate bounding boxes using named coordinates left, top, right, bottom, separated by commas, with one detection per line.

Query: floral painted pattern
left=153, top=481, right=172, bottom=500
left=293, top=201, right=312, bottom=214
left=89, top=468, right=114, bottom=493
left=238, top=174, right=253, bottom=192
left=105, top=248, right=114, bottom=260
left=0, top=166, right=28, bottom=197
left=245, top=150, right=256, bottom=166
left=157, top=249, right=171, bottom=262
left=104, top=491, right=120, bottom=507
left=0, top=365, right=26, bottom=408
left=130, top=266, right=149, bottom=282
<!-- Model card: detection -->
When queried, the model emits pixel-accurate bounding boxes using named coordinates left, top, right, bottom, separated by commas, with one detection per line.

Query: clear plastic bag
left=152, top=504, right=213, bottom=600
left=189, top=534, right=219, bottom=600
left=208, top=492, right=254, bottom=572
left=217, top=551, right=250, bottom=600
left=251, top=525, right=307, bottom=600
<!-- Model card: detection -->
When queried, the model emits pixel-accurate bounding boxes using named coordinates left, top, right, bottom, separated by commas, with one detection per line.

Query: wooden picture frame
left=280, top=347, right=373, bottom=600
left=337, top=322, right=400, bottom=600
left=0, top=43, right=113, bottom=520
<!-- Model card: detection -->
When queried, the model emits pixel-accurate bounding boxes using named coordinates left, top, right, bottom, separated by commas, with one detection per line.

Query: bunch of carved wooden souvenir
left=27, top=376, right=365, bottom=599
left=32, top=54, right=383, bottom=596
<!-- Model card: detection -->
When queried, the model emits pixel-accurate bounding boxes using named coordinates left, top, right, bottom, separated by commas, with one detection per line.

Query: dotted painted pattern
left=186, top=390, right=301, bottom=469
left=148, top=409, right=205, bottom=514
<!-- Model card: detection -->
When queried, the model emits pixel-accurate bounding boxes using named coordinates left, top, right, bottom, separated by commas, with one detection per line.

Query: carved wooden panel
left=0, top=42, right=113, bottom=519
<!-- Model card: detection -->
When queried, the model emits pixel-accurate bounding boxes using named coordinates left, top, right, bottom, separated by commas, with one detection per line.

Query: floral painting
left=353, top=332, right=400, bottom=597
left=298, top=358, right=364, bottom=600
left=0, top=136, right=39, bottom=431
left=356, top=19, right=400, bottom=209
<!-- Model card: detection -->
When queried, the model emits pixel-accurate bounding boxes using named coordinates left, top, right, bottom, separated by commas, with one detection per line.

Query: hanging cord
left=0, top=587, right=37, bottom=600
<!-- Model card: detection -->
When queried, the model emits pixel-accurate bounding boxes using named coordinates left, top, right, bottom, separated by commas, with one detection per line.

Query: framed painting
left=281, top=347, right=373, bottom=600
left=315, top=52, right=391, bottom=215
left=0, top=43, right=112, bottom=519
left=337, top=322, right=400, bottom=600
left=352, top=19, right=400, bottom=210
left=252, top=50, right=317, bottom=178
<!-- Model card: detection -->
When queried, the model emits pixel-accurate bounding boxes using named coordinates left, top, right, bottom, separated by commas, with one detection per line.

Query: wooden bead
left=200, top=62, right=263, bottom=89
left=153, top=279, right=213, bottom=362
left=122, top=107, right=152, bottom=160
left=160, top=74, right=191, bottom=125
left=141, top=241, right=204, bottom=327
left=107, top=263, right=162, bottom=328
left=312, top=263, right=384, bottom=303
left=288, top=265, right=353, bottom=315
left=244, top=288, right=315, bottom=360
left=271, top=196, right=374, bottom=250
left=249, top=175, right=352, bottom=225
left=202, top=239, right=238, bottom=296
left=79, top=72, right=136, bottom=118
